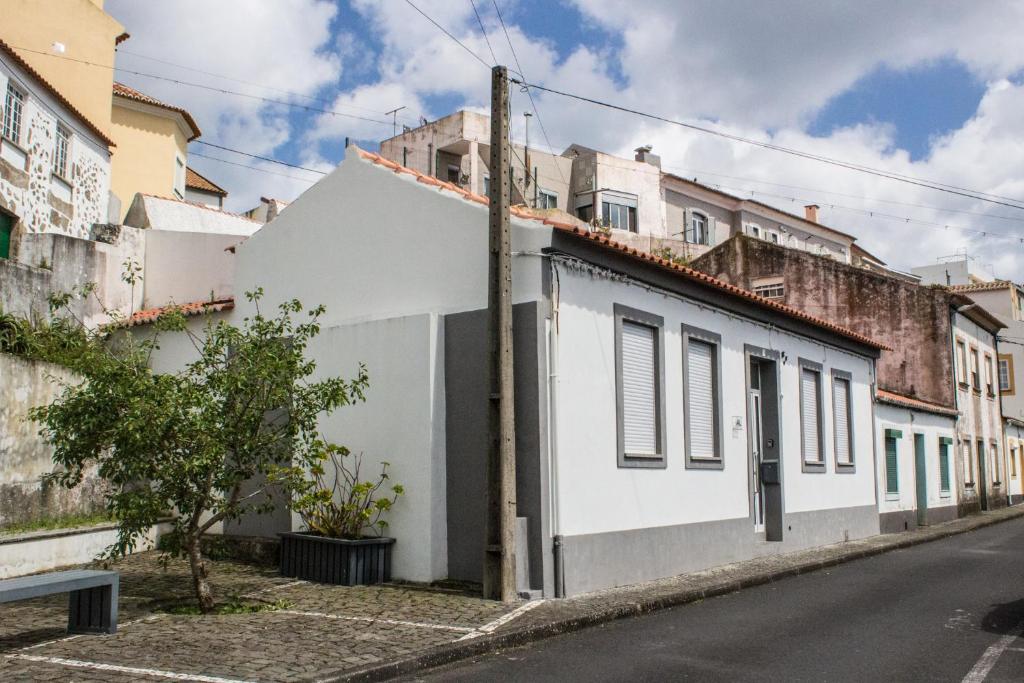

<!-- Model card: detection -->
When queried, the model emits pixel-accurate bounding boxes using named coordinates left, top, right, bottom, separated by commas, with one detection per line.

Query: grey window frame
left=831, top=369, right=855, bottom=472
left=681, top=324, right=723, bottom=470
left=614, top=304, right=666, bottom=469
left=799, top=358, right=826, bottom=472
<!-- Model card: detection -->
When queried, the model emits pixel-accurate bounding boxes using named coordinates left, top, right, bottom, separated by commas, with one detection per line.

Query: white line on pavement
left=5, top=653, right=256, bottom=683
left=277, top=609, right=476, bottom=632
left=18, top=615, right=163, bottom=651
left=457, top=599, right=544, bottom=641
left=242, top=580, right=308, bottom=598
left=962, top=628, right=1023, bottom=683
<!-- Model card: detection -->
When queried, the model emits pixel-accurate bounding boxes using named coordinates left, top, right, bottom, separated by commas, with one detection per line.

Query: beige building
left=1, top=0, right=125, bottom=140
left=110, top=82, right=201, bottom=218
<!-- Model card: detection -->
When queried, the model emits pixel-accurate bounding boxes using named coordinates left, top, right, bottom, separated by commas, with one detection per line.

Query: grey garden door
left=748, top=355, right=782, bottom=541
left=914, top=433, right=928, bottom=527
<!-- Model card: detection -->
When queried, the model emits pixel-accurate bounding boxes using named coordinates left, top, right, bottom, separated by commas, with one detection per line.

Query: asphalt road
left=410, top=517, right=1024, bottom=682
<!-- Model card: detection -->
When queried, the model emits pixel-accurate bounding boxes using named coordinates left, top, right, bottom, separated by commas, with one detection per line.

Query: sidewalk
left=1, top=506, right=1021, bottom=682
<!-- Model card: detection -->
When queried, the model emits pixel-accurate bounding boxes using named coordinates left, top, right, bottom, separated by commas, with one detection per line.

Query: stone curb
left=319, top=508, right=1024, bottom=683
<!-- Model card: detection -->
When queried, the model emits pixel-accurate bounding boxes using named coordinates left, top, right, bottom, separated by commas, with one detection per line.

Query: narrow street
left=412, top=517, right=1024, bottom=682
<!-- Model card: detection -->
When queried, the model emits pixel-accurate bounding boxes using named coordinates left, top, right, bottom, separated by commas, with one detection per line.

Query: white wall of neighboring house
left=141, top=230, right=241, bottom=309
left=875, top=403, right=958, bottom=529
left=0, top=55, right=111, bottom=241
left=550, top=257, right=879, bottom=593
left=1005, top=421, right=1024, bottom=505
left=953, top=311, right=1007, bottom=508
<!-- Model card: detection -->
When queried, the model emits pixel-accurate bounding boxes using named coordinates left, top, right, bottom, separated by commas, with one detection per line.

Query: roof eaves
left=876, top=389, right=959, bottom=418
left=121, top=298, right=235, bottom=328
left=0, top=39, right=116, bottom=148
left=112, top=82, right=202, bottom=141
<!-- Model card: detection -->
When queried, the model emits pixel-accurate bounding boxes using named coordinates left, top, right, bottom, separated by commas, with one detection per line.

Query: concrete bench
left=0, top=569, right=118, bottom=634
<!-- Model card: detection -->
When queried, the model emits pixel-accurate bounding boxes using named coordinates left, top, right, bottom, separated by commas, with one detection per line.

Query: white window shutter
left=621, top=321, right=658, bottom=455
left=707, top=216, right=717, bottom=246
left=684, top=207, right=693, bottom=242
left=801, top=368, right=820, bottom=462
left=833, top=378, right=851, bottom=464
left=687, top=340, right=716, bottom=458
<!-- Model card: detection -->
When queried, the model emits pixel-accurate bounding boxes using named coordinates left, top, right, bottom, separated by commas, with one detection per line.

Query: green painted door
left=0, top=212, right=12, bottom=259
left=914, top=434, right=927, bottom=526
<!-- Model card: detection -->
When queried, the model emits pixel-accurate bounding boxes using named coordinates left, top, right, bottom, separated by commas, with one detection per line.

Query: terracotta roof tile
left=876, top=389, right=959, bottom=418
left=0, top=39, right=115, bottom=148
left=946, top=281, right=1014, bottom=294
left=124, top=298, right=234, bottom=328
left=353, top=146, right=891, bottom=352
left=185, top=167, right=227, bottom=196
left=113, top=82, right=201, bottom=140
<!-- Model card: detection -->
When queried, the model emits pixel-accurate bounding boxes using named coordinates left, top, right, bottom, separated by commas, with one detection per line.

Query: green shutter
left=0, top=213, right=12, bottom=259
left=885, top=436, right=899, bottom=494
left=939, top=441, right=951, bottom=492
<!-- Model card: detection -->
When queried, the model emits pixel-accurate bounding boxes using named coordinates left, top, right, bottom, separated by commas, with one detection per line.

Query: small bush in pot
left=280, top=442, right=404, bottom=585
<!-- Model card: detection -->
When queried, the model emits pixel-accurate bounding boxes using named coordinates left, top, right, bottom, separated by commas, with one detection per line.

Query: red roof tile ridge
left=0, top=38, right=115, bottom=147
left=185, top=167, right=227, bottom=195
left=351, top=147, right=889, bottom=352
left=113, top=81, right=202, bottom=140
left=876, top=389, right=959, bottom=416
left=123, top=298, right=235, bottom=328
left=138, top=193, right=260, bottom=223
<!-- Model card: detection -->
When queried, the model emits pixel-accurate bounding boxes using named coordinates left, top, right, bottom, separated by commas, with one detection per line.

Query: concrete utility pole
left=484, top=65, right=517, bottom=603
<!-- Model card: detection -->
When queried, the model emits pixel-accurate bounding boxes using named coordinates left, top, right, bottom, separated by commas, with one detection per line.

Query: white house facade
left=215, top=146, right=893, bottom=598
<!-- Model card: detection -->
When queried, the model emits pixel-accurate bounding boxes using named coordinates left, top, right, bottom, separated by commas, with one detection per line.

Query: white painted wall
left=875, top=403, right=957, bottom=515
left=551, top=259, right=877, bottom=538
left=142, top=230, right=241, bottom=308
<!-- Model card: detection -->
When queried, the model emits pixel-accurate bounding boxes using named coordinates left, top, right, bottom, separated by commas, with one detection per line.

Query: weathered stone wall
left=692, top=235, right=956, bottom=407
left=0, top=353, right=108, bottom=529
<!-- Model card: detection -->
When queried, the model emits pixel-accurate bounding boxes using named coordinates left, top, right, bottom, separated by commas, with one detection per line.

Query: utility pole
left=523, top=111, right=532, bottom=207
left=484, top=65, right=517, bottom=603
left=386, top=106, right=406, bottom=138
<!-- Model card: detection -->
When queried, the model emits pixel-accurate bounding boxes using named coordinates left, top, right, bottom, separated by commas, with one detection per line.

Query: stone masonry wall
left=692, top=235, right=956, bottom=407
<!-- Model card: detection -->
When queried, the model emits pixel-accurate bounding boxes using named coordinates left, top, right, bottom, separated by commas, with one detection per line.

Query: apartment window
left=970, top=347, right=980, bottom=391
left=747, top=223, right=761, bottom=238
left=483, top=175, right=491, bottom=197
left=956, top=341, right=968, bottom=386
left=446, top=164, right=460, bottom=184
left=964, top=442, right=974, bottom=486
left=832, top=371, right=854, bottom=469
left=999, top=355, right=1014, bottom=394
left=682, top=325, right=722, bottom=469
left=576, top=204, right=594, bottom=223
left=689, top=212, right=708, bottom=245
left=2, top=83, right=25, bottom=144
left=799, top=359, right=825, bottom=471
left=615, top=304, right=665, bottom=468
left=992, top=441, right=1001, bottom=484
left=538, top=189, right=558, bottom=210
left=52, top=123, right=70, bottom=178
left=603, top=201, right=637, bottom=232
left=985, top=354, right=995, bottom=397
left=768, top=231, right=780, bottom=244
left=884, top=429, right=900, bottom=495
left=939, top=437, right=952, bottom=493
left=174, top=157, right=185, bottom=199
left=753, top=279, right=785, bottom=300
left=1011, top=445, right=1018, bottom=479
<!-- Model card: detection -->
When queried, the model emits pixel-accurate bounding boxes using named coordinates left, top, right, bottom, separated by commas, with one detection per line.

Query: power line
left=188, top=151, right=323, bottom=183
left=491, top=0, right=568, bottom=189
left=469, top=0, right=498, bottom=66
left=403, top=0, right=491, bottom=69
left=10, top=45, right=395, bottom=128
left=510, top=78, right=1024, bottom=212
left=115, top=47, right=421, bottom=124
left=192, top=141, right=328, bottom=175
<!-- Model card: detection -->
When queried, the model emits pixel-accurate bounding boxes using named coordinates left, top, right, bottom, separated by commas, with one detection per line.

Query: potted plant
left=280, top=442, right=404, bottom=586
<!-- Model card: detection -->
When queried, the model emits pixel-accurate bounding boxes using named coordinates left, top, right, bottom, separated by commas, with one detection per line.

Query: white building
left=175, top=145, right=890, bottom=598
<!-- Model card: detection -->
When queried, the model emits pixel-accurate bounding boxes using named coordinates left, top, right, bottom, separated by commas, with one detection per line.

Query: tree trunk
left=185, top=536, right=215, bottom=613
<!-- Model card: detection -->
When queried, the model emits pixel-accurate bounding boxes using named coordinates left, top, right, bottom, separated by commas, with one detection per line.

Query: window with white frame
left=753, top=278, right=785, bottom=300
left=689, top=211, right=708, bottom=245
left=747, top=223, right=761, bottom=239
left=964, top=442, right=974, bottom=486
left=52, top=123, right=70, bottom=178
left=615, top=305, right=664, bottom=467
left=538, top=189, right=557, bottom=210
left=483, top=174, right=491, bottom=197
left=603, top=200, right=637, bottom=232
left=884, top=430, right=900, bottom=494
left=3, top=83, right=25, bottom=144
left=799, top=360, right=825, bottom=471
left=767, top=231, right=780, bottom=244
left=939, top=437, right=952, bottom=493
left=999, top=355, right=1014, bottom=394
left=832, top=371, right=854, bottom=468
left=682, top=325, right=722, bottom=468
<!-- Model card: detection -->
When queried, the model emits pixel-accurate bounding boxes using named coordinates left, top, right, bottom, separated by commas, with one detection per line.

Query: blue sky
left=107, top=0, right=1024, bottom=279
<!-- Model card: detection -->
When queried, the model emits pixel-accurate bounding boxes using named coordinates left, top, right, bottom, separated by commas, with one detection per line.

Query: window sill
left=1, top=135, right=27, bottom=155
left=801, top=461, right=826, bottom=473
left=835, top=463, right=856, bottom=473
left=964, top=483, right=975, bottom=489
left=885, top=493, right=900, bottom=501
left=619, top=453, right=667, bottom=470
left=685, top=457, right=724, bottom=470
left=940, top=490, right=951, bottom=499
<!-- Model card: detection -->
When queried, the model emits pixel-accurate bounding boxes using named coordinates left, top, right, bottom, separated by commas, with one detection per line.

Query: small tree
left=29, top=288, right=367, bottom=613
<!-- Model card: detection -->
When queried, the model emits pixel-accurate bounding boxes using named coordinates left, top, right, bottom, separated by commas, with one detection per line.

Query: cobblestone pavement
left=0, top=553, right=518, bottom=682
left=3, top=507, right=1023, bottom=682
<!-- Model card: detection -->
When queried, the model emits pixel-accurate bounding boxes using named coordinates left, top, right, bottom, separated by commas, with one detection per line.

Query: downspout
left=547, top=258, right=565, bottom=597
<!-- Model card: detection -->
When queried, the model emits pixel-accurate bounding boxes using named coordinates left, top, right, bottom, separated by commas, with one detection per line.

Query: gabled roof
left=876, top=389, right=959, bottom=418
left=124, top=193, right=259, bottom=237
left=353, top=146, right=890, bottom=352
left=113, top=82, right=201, bottom=141
left=948, top=292, right=1007, bottom=334
left=0, top=38, right=115, bottom=148
left=185, top=167, right=227, bottom=196
left=124, top=298, right=234, bottom=327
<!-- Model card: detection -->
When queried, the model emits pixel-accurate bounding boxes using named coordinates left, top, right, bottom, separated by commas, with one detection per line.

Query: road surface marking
left=5, top=654, right=255, bottom=683
left=962, top=628, right=1023, bottom=683
left=242, top=580, right=307, bottom=598
left=457, top=600, right=544, bottom=641
left=277, top=609, right=475, bottom=632
left=18, top=615, right=162, bottom=651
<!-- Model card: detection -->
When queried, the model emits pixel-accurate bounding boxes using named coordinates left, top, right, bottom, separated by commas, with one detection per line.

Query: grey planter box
left=279, top=532, right=394, bottom=586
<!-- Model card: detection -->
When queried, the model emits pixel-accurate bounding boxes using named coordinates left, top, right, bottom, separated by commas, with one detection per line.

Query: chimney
left=634, top=145, right=661, bottom=168
left=804, top=204, right=819, bottom=223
